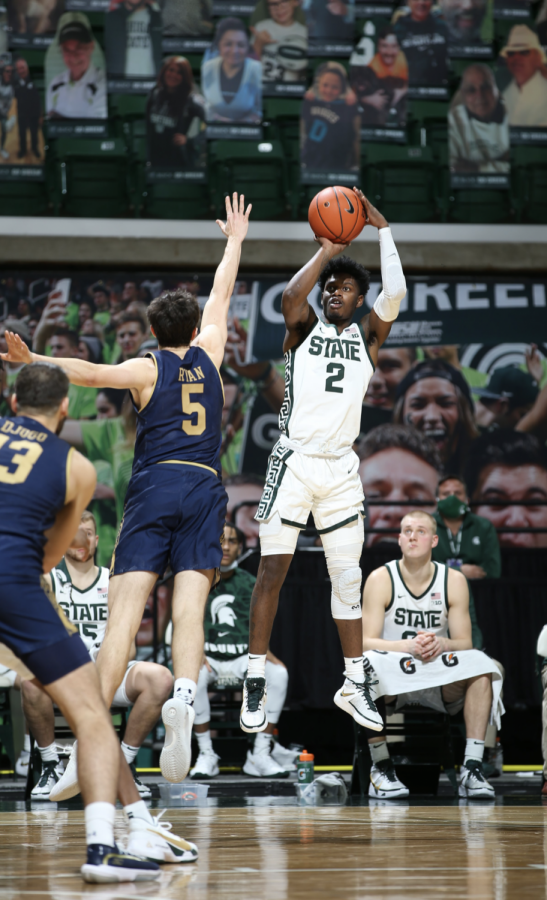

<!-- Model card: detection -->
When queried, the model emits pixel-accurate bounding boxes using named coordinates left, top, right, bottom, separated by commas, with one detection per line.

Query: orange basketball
left=308, top=185, right=366, bottom=244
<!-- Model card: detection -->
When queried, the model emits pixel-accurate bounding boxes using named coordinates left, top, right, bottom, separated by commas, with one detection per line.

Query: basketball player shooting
left=2, top=193, right=252, bottom=786
left=240, top=188, right=407, bottom=735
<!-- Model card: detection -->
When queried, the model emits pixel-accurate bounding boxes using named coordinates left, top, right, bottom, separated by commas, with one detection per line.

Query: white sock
left=23, top=733, right=31, bottom=753
left=38, top=742, right=59, bottom=763
left=121, top=741, right=139, bottom=765
left=344, top=656, right=365, bottom=683
left=174, top=678, right=197, bottom=704
left=464, top=738, right=485, bottom=765
left=254, top=731, right=272, bottom=754
left=124, top=799, right=153, bottom=828
left=247, top=653, right=266, bottom=679
left=196, top=730, right=213, bottom=753
left=370, top=740, right=390, bottom=765
left=85, top=801, right=115, bottom=847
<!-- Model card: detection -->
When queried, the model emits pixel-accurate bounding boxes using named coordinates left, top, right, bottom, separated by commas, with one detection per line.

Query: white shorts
left=112, top=660, right=139, bottom=707
left=255, top=440, right=364, bottom=537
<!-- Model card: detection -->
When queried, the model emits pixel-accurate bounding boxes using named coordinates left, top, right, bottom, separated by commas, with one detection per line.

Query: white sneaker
left=242, top=745, right=289, bottom=778
left=240, top=677, right=268, bottom=733
left=369, top=760, right=409, bottom=799
left=130, top=763, right=152, bottom=799
left=271, top=741, right=299, bottom=771
left=458, top=760, right=495, bottom=800
left=190, top=748, right=220, bottom=779
left=334, top=677, right=383, bottom=731
left=125, top=809, right=198, bottom=863
left=30, top=760, right=64, bottom=799
left=160, top=698, right=195, bottom=783
left=49, top=742, right=80, bottom=801
left=15, top=749, right=30, bottom=777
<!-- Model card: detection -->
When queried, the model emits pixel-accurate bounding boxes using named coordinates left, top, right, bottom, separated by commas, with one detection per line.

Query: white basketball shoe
left=125, top=809, right=198, bottom=864
left=49, top=742, right=79, bottom=801
left=240, top=677, right=268, bottom=733
left=160, top=698, right=195, bottom=783
left=458, top=759, right=495, bottom=800
left=334, top=676, right=383, bottom=731
left=30, top=760, right=65, bottom=800
left=369, top=760, right=410, bottom=800
left=190, top=748, right=220, bottom=779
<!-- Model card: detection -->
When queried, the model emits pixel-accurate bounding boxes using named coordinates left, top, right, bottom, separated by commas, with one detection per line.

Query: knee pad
left=322, top=519, right=364, bottom=620
left=259, top=512, right=300, bottom=556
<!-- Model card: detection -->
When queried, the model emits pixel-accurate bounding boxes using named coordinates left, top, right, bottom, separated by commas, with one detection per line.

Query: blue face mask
left=437, top=495, right=468, bottom=518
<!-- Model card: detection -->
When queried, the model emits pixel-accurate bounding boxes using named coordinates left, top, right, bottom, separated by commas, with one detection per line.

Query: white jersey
left=383, top=560, right=449, bottom=642
left=51, top=559, right=109, bottom=654
left=279, top=317, right=374, bottom=457
left=47, top=63, right=107, bottom=119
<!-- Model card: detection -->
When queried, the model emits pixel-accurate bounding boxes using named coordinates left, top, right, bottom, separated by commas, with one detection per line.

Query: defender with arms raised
left=241, top=189, right=407, bottom=735
left=1, top=194, right=252, bottom=787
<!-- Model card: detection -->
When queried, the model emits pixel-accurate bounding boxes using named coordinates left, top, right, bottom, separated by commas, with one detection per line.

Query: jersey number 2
left=182, top=384, right=206, bottom=436
left=0, top=436, right=43, bottom=484
left=325, top=362, right=345, bottom=394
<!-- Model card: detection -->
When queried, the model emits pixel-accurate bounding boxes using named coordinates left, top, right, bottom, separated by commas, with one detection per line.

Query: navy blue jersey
left=132, top=347, right=224, bottom=477
left=0, top=415, right=72, bottom=578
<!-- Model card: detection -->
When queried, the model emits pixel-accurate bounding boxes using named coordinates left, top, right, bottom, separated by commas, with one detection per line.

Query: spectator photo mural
left=1, top=270, right=546, bottom=559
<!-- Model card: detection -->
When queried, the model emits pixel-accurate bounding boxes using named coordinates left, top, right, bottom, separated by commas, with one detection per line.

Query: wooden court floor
left=0, top=801, right=546, bottom=899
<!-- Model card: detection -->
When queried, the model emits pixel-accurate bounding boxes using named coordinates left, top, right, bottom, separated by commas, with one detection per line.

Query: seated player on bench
left=361, top=510, right=503, bottom=801
left=23, top=511, right=173, bottom=801
left=190, top=522, right=296, bottom=779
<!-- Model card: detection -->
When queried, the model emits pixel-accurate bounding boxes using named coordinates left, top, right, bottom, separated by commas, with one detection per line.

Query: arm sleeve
left=481, top=521, right=502, bottom=579
left=372, top=226, right=407, bottom=322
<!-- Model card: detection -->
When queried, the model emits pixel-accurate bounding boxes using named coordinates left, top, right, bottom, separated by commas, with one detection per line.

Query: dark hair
left=155, top=55, right=194, bottom=117
left=437, top=472, right=467, bottom=494
left=394, top=359, right=473, bottom=409
left=116, top=312, right=146, bottom=333
left=97, top=386, right=127, bottom=415
left=318, top=255, right=371, bottom=298
left=14, top=363, right=69, bottom=415
left=357, top=423, right=443, bottom=472
left=214, top=17, right=248, bottom=49
left=79, top=335, right=103, bottom=365
left=147, top=289, right=200, bottom=348
left=465, top=429, right=547, bottom=499
left=92, top=282, right=110, bottom=297
left=52, top=327, right=79, bottom=349
left=224, top=520, right=245, bottom=545
left=378, top=26, right=398, bottom=41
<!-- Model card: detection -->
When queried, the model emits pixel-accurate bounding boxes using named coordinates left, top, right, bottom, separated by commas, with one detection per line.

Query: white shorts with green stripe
left=255, top=440, right=365, bottom=554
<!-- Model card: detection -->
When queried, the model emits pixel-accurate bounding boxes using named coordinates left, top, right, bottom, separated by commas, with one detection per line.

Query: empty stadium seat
left=0, top=179, right=51, bottom=216
left=363, top=145, right=437, bottom=222
left=512, top=146, right=547, bottom=224
left=209, top=139, right=290, bottom=220
left=51, top=138, right=134, bottom=218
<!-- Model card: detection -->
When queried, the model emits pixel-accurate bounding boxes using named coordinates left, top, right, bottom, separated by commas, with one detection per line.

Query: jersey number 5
left=0, top=436, right=43, bottom=484
left=325, top=362, right=345, bottom=394
left=182, top=384, right=206, bottom=436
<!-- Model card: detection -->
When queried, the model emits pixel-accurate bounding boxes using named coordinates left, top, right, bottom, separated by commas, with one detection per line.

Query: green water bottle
left=297, top=750, right=314, bottom=784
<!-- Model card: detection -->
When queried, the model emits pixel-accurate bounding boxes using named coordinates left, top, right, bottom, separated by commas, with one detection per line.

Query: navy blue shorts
left=0, top=575, right=91, bottom=685
left=111, top=463, right=228, bottom=577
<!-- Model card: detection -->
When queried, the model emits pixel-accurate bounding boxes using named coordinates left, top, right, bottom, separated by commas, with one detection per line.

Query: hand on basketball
left=216, top=192, right=252, bottom=243
left=0, top=331, right=33, bottom=365
left=313, top=235, right=350, bottom=257
left=353, top=188, right=389, bottom=230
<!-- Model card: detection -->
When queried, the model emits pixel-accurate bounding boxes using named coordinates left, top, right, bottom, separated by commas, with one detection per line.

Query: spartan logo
left=442, top=653, right=459, bottom=667
left=210, top=594, right=236, bottom=628
left=400, top=656, right=416, bottom=675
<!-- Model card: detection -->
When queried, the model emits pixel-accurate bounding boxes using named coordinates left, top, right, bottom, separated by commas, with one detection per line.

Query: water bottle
left=297, top=750, right=314, bottom=784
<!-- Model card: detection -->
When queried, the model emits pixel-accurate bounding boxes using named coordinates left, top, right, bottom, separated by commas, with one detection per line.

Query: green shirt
left=204, top=567, right=256, bottom=661
left=432, top=510, right=501, bottom=579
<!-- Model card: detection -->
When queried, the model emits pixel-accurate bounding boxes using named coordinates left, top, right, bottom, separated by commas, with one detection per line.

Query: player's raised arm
left=195, top=193, right=252, bottom=369
left=281, top=236, right=348, bottom=352
left=0, top=331, right=156, bottom=409
left=354, top=189, right=406, bottom=356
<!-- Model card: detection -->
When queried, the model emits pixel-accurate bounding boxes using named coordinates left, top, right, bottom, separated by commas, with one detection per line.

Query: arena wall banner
left=104, top=0, right=162, bottom=94
left=304, top=0, right=356, bottom=57
left=495, top=23, right=547, bottom=145
left=249, top=0, right=308, bottom=98
left=350, top=18, right=408, bottom=143
left=390, top=1, right=450, bottom=99
left=247, top=276, right=547, bottom=360
left=0, top=55, right=45, bottom=177
left=494, top=0, right=530, bottom=20
left=161, top=0, right=213, bottom=55
left=6, top=0, right=64, bottom=47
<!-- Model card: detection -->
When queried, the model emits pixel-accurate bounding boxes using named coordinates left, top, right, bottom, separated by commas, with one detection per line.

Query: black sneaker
left=81, top=843, right=160, bottom=883
left=130, top=762, right=152, bottom=799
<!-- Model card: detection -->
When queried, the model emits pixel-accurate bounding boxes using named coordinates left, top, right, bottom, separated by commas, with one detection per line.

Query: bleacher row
left=1, top=13, right=546, bottom=223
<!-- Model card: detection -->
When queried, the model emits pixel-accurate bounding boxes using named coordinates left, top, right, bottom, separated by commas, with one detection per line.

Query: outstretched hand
left=216, top=192, right=252, bottom=242
left=353, top=187, right=388, bottom=230
left=0, top=331, right=33, bottom=365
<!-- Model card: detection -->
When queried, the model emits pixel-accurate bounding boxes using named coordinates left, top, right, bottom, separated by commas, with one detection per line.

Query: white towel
left=363, top=649, right=505, bottom=729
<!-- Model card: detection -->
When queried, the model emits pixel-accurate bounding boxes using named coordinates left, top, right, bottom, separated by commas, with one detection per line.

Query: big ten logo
left=399, top=657, right=416, bottom=675
left=442, top=653, right=459, bottom=667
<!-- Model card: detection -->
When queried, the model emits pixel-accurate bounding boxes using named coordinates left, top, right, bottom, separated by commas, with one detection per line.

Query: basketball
left=308, top=185, right=367, bottom=244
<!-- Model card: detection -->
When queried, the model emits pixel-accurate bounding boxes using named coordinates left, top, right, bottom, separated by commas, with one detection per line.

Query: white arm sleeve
left=372, top=226, right=407, bottom=323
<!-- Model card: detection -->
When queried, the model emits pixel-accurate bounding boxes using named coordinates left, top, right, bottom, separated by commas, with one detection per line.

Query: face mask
left=437, top=494, right=468, bottom=519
